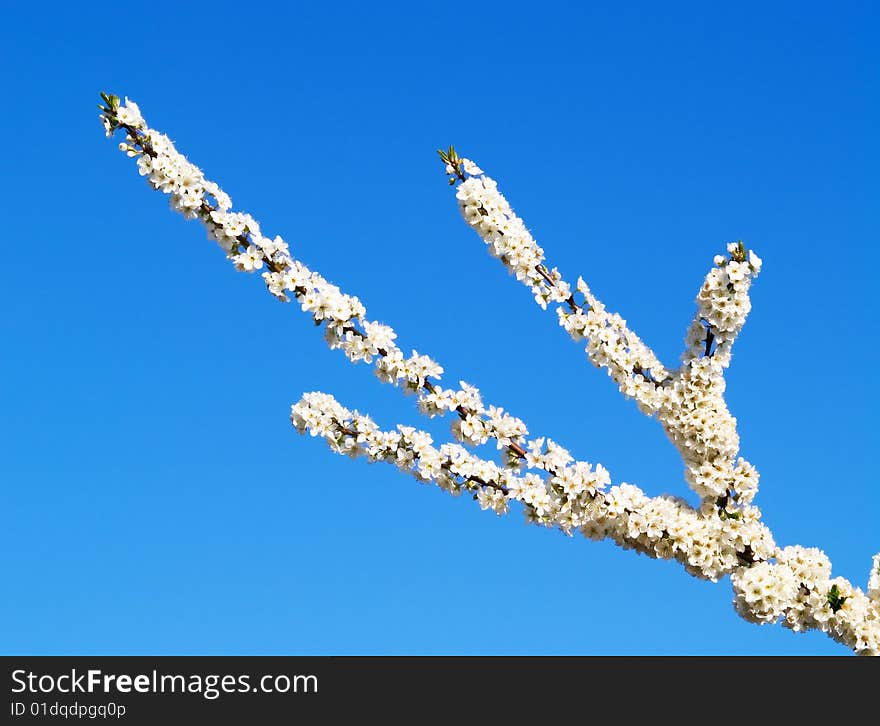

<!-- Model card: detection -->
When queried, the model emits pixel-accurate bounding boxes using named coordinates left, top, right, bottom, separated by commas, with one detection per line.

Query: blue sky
left=1, top=1, right=877, bottom=655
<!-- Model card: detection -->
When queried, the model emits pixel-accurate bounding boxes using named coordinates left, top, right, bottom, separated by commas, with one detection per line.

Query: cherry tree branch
left=99, top=94, right=879, bottom=655
left=293, top=391, right=880, bottom=655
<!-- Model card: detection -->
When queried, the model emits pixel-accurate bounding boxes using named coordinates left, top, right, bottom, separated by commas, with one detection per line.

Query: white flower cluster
left=731, top=546, right=879, bottom=655
left=558, top=278, right=670, bottom=410
left=102, top=97, right=879, bottom=655
left=291, top=391, right=778, bottom=581
left=661, top=359, right=750, bottom=502
left=455, top=172, right=572, bottom=310
left=109, top=99, right=233, bottom=221
left=731, top=560, right=799, bottom=624
left=683, top=245, right=762, bottom=367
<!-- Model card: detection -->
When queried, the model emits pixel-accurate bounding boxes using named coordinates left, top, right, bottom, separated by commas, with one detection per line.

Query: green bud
left=827, top=583, right=847, bottom=612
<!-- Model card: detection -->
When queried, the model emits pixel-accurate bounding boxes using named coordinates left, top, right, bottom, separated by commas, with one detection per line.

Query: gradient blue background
left=2, top=1, right=877, bottom=655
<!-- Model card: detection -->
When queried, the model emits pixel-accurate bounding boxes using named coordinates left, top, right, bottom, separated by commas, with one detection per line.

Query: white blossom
left=868, top=554, right=880, bottom=604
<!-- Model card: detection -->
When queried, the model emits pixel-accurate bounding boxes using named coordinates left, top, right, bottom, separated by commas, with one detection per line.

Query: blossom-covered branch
left=441, top=148, right=763, bottom=508
left=292, top=390, right=878, bottom=653
left=680, top=240, right=762, bottom=369
left=100, top=94, right=879, bottom=654
left=100, top=94, right=553, bottom=470
left=292, top=392, right=776, bottom=580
